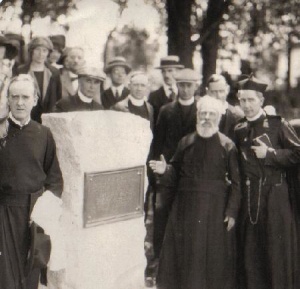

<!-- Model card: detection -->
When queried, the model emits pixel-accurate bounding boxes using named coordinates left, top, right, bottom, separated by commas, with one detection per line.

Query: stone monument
left=41, top=110, right=152, bottom=289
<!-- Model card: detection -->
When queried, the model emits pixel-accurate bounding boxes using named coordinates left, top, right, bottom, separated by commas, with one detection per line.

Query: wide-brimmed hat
left=77, top=66, right=106, bottom=81
left=237, top=74, right=268, bottom=93
left=156, top=55, right=184, bottom=69
left=25, top=222, right=51, bottom=276
left=0, top=35, right=19, bottom=59
left=49, top=35, right=66, bottom=53
left=28, top=37, right=53, bottom=52
left=104, top=56, right=131, bottom=74
left=175, top=68, right=200, bottom=83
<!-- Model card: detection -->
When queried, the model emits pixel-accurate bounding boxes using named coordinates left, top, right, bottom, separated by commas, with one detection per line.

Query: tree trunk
left=167, top=0, right=194, bottom=68
left=200, top=0, right=229, bottom=93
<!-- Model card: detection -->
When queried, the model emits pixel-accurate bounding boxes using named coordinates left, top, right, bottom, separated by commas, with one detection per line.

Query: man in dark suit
left=53, top=66, right=105, bottom=112
left=148, top=55, right=184, bottom=124
left=17, top=37, right=62, bottom=123
left=206, top=74, right=244, bottom=140
left=101, top=56, right=131, bottom=109
left=145, top=69, right=199, bottom=287
left=59, top=47, right=86, bottom=99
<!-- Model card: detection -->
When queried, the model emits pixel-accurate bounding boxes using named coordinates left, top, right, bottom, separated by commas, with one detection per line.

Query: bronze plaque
left=83, top=166, right=144, bottom=227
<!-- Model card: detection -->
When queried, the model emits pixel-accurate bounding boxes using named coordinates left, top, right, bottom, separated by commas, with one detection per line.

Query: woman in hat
left=17, top=36, right=62, bottom=123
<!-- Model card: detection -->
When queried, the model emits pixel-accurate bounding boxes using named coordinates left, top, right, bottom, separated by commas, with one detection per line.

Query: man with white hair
left=149, top=95, right=241, bottom=289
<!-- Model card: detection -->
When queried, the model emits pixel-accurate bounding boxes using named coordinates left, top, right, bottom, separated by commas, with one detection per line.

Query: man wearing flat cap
left=53, top=66, right=105, bottom=112
left=149, top=95, right=241, bottom=289
left=234, top=75, right=300, bottom=289
left=101, top=56, right=131, bottom=109
left=145, top=68, right=199, bottom=286
left=149, top=55, right=184, bottom=124
left=17, top=36, right=62, bottom=123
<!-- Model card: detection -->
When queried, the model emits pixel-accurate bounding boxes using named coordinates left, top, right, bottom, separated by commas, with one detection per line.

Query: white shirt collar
left=178, top=97, right=195, bottom=106
left=112, top=85, right=124, bottom=96
left=246, top=108, right=265, bottom=121
left=163, top=84, right=178, bottom=98
left=78, top=90, right=93, bottom=103
left=69, top=71, right=78, bottom=78
left=128, top=95, right=146, bottom=107
left=221, top=101, right=229, bottom=115
left=9, top=112, right=30, bottom=127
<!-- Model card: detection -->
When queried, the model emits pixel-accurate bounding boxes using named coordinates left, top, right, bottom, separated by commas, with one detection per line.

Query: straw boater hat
left=237, top=74, right=268, bottom=93
left=77, top=66, right=106, bottom=82
left=156, top=55, right=184, bottom=69
left=175, top=68, right=200, bottom=83
left=104, top=56, right=131, bottom=74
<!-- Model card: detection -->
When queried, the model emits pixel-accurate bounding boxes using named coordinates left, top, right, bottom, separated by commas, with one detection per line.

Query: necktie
left=115, top=90, right=120, bottom=99
left=169, top=87, right=176, bottom=101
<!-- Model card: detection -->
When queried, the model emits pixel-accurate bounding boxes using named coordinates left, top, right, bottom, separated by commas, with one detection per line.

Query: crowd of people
left=0, top=33, right=299, bottom=289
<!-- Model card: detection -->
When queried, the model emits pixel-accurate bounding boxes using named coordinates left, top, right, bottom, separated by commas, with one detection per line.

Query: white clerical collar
left=221, top=101, right=229, bottom=115
left=163, top=84, right=178, bottom=98
left=128, top=95, right=146, bottom=107
left=9, top=112, right=30, bottom=127
left=246, top=108, right=265, bottom=121
left=78, top=90, right=93, bottom=103
left=178, top=97, right=195, bottom=106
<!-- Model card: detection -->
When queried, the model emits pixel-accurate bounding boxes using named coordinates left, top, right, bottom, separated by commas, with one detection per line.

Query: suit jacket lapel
left=42, top=66, right=52, bottom=101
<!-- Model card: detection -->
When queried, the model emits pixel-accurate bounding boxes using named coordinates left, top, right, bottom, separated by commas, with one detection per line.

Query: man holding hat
left=149, top=95, right=241, bottom=289
left=17, top=36, right=62, bottom=123
left=149, top=55, right=184, bottom=124
left=53, top=66, right=105, bottom=112
left=101, top=56, right=131, bottom=109
left=0, top=74, right=63, bottom=289
left=234, top=75, right=300, bottom=289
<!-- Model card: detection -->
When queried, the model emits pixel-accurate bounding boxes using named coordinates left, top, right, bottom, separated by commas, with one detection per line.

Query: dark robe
left=219, top=105, right=242, bottom=140
left=101, top=87, right=130, bottom=109
left=0, top=118, right=63, bottom=289
left=53, top=93, right=103, bottom=112
left=156, top=132, right=241, bottom=289
left=234, top=114, right=300, bottom=289
left=148, top=87, right=174, bottom=125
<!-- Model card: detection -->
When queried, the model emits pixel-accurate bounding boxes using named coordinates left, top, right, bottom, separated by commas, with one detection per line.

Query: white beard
left=196, top=121, right=219, bottom=138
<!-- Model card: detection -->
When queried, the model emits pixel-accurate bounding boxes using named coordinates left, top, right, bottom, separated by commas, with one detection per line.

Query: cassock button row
left=244, top=137, right=248, bottom=141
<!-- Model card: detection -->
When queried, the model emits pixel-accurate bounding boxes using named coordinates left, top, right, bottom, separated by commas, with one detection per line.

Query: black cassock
left=234, top=114, right=300, bottom=289
left=156, top=132, right=241, bottom=289
left=0, top=118, right=63, bottom=289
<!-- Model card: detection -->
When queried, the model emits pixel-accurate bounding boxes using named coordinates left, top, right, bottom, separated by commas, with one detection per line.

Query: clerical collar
left=112, top=84, right=124, bottom=96
left=9, top=112, right=30, bottom=127
left=128, top=95, right=146, bottom=107
left=246, top=109, right=265, bottom=121
left=178, top=97, right=194, bottom=106
left=78, top=90, right=93, bottom=103
left=163, top=84, right=178, bottom=98
left=221, top=101, right=229, bottom=115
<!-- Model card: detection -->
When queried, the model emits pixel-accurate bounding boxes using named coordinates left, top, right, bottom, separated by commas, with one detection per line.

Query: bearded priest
left=149, top=95, right=241, bottom=289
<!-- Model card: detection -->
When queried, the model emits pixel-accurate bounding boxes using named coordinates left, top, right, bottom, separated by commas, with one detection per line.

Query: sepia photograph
left=0, top=0, right=299, bottom=289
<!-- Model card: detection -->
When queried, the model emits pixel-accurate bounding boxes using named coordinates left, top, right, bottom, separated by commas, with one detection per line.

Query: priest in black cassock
left=53, top=66, right=105, bottom=112
left=149, top=95, right=241, bottom=289
left=234, top=75, right=300, bottom=289
left=112, top=71, right=154, bottom=129
left=0, top=74, right=63, bottom=289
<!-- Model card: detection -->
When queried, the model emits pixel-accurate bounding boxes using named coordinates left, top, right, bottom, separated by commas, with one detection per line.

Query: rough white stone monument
left=41, top=111, right=152, bottom=289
